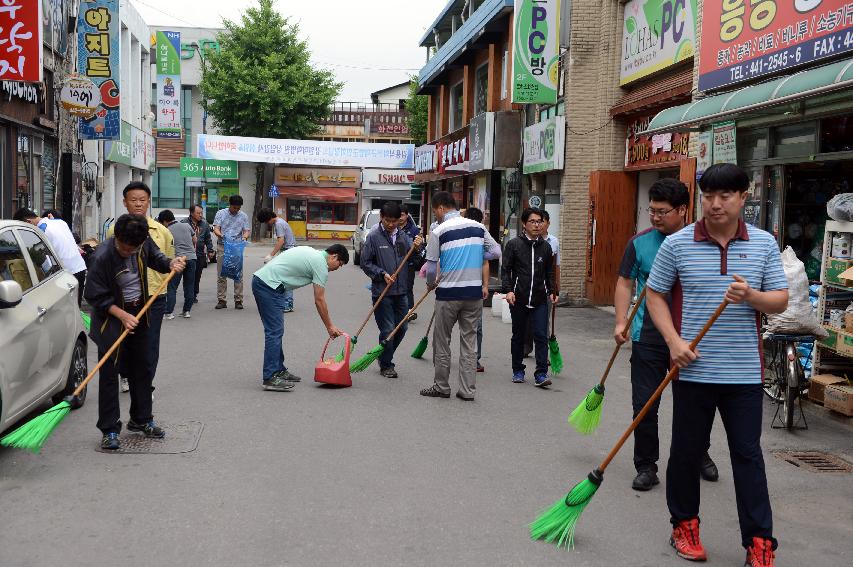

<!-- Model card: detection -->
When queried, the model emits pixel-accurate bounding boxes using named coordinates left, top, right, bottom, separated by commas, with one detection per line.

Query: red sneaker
left=745, top=537, right=775, bottom=567
left=670, top=518, right=708, bottom=561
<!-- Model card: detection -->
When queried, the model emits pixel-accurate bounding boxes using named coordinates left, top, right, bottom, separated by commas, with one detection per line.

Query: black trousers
left=511, top=303, right=549, bottom=375
left=74, top=270, right=86, bottom=307
left=194, top=254, right=206, bottom=297
left=146, top=295, right=166, bottom=379
left=667, top=381, right=775, bottom=549
left=96, top=304, right=154, bottom=434
left=630, top=341, right=670, bottom=473
left=524, top=305, right=550, bottom=356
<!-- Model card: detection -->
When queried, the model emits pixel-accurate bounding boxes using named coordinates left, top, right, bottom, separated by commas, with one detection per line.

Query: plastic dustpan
left=314, top=333, right=352, bottom=387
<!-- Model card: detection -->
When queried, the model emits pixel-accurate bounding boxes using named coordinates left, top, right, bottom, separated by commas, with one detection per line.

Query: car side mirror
left=0, top=280, right=23, bottom=308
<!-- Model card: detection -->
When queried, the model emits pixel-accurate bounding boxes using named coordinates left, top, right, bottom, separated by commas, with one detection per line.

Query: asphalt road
left=1, top=245, right=851, bottom=567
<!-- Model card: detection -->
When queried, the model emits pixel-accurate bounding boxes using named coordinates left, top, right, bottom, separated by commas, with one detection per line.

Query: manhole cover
left=773, top=450, right=853, bottom=473
left=94, top=421, right=203, bottom=454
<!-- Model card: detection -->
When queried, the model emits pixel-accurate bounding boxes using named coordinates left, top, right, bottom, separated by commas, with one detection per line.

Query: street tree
left=199, top=0, right=341, bottom=239
left=406, top=76, right=429, bottom=147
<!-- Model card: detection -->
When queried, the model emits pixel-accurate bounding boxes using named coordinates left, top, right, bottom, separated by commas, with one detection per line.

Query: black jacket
left=84, top=237, right=172, bottom=350
left=182, top=217, right=213, bottom=267
left=500, top=234, right=554, bottom=307
left=361, top=225, right=424, bottom=298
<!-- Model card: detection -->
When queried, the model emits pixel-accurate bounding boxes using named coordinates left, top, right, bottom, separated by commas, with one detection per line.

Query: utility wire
left=131, top=0, right=199, bottom=27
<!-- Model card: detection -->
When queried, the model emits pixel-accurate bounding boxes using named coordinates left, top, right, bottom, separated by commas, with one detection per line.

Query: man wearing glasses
left=614, top=178, right=719, bottom=492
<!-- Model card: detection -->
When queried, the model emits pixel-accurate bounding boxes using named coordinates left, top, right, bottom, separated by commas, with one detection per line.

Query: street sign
left=268, top=184, right=278, bottom=198
left=179, top=157, right=238, bottom=179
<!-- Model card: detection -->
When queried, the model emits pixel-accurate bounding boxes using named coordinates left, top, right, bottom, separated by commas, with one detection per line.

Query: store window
left=475, top=63, right=488, bottom=116
left=820, top=115, right=853, bottom=153
left=287, top=199, right=307, bottom=221
left=737, top=129, right=769, bottom=162
left=773, top=122, right=816, bottom=158
left=450, top=82, right=463, bottom=131
left=308, top=203, right=358, bottom=225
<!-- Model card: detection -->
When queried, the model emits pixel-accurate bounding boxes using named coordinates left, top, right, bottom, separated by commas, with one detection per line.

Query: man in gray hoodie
left=158, top=210, right=197, bottom=319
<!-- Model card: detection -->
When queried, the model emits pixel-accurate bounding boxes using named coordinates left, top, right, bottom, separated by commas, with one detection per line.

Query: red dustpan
left=315, top=334, right=352, bottom=387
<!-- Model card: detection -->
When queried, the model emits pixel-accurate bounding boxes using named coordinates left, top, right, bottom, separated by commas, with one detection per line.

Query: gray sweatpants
left=432, top=298, right=482, bottom=398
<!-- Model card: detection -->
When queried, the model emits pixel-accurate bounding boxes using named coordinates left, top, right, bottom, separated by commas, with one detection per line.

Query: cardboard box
left=836, top=330, right=853, bottom=356
left=839, top=266, right=853, bottom=288
left=820, top=326, right=839, bottom=349
left=825, top=258, right=853, bottom=286
left=824, top=384, right=853, bottom=416
left=809, top=374, right=846, bottom=404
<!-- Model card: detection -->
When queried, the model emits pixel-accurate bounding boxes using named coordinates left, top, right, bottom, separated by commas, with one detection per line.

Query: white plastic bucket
left=491, top=294, right=504, bottom=316
left=501, top=297, right=512, bottom=323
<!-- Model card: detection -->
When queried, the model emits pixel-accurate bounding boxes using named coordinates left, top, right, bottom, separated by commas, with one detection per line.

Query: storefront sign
left=2, top=80, right=40, bottom=104
left=695, top=130, right=713, bottom=177
left=156, top=31, right=182, bottom=139
left=620, top=0, right=697, bottom=85
left=699, top=0, right=853, bottom=91
left=469, top=112, right=495, bottom=173
left=180, top=157, right=238, bottom=179
left=43, top=0, right=67, bottom=55
left=512, top=0, right=560, bottom=104
left=105, top=121, right=156, bottom=171
left=274, top=167, right=361, bottom=188
left=77, top=0, right=120, bottom=139
left=415, top=144, right=438, bottom=174
left=362, top=169, right=416, bottom=187
left=60, top=75, right=100, bottom=117
left=0, top=0, right=42, bottom=82
left=523, top=115, right=565, bottom=173
left=625, top=114, right=689, bottom=168
left=436, top=127, right=470, bottom=175
left=198, top=134, right=415, bottom=169
left=712, top=121, right=737, bottom=164
left=180, top=39, right=220, bottom=60
left=370, top=120, right=409, bottom=135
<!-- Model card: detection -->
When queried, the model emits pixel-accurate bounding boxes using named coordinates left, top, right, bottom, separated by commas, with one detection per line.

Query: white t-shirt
left=37, top=218, right=86, bottom=274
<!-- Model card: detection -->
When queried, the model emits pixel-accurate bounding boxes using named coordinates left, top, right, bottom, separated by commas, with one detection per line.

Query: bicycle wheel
left=762, top=341, right=784, bottom=403
left=783, top=352, right=801, bottom=429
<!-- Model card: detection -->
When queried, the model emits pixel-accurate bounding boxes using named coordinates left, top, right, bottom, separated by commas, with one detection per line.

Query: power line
left=131, top=0, right=198, bottom=27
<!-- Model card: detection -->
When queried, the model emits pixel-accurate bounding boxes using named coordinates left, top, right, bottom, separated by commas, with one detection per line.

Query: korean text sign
left=77, top=0, right=120, bottom=140
left=0, top=0, right=43, bottom=82
left=699, top=0, right=853, bottom=91
left=620, top=0, right=697, bottom=85
left=156, top=30, right=182, bottom=139
left=512, top=0, right=560, bottom=104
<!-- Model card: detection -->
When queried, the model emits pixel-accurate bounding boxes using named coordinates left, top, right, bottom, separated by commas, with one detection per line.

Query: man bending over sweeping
left=85, top=214, right=186, bottom=451
left=645, top=164, right=788, bottom=567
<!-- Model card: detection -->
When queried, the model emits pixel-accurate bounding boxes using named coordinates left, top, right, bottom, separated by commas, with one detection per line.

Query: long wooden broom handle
left=599, top=287, right=647, bottom=387
left=385, top=282, right=438, bottom=342
left=425, top=309, right=437, bottom=335
left=353, top=244, right=418, bottom=338
left=597, top=299, right=728, bottom=473
left=72, top=268, right=180, bottom=397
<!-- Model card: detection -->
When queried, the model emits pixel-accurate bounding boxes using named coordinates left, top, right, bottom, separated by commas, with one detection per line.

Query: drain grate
left=94, top=421, right=204, bottom=454
left=774, top=451, right=853, bottom=473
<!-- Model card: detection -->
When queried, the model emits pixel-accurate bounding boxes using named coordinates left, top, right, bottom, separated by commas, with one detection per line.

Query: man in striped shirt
left=646, top=164, right=788, bottom=567
left=420, top=191, right=500, bottom=401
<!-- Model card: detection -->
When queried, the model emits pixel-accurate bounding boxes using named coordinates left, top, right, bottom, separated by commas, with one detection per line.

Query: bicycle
left=763, top=333, right=814, bottom=429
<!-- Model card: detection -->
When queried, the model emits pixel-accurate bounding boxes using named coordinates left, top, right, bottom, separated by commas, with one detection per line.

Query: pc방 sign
left=699, top=0, right=853, bottom=91
left=512, top=0, right=561, bottom=104
left=77, top=0, right=120, bottom=139
left=156, top=31, right=182, bottom=139
left=620, top=0, right=697, bottom=85
left=0, top=0, right=43, bottom=82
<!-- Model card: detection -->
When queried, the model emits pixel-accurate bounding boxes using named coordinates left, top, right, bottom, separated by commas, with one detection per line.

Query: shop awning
left=276, top=186, right=357, bottom=203
left=645, top=57, right=853, bottom=134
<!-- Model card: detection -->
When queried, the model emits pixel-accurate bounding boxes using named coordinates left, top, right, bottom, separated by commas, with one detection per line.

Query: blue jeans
left=252, top=275, right=290, bottom=381
left=283, top=289, right=293, bottom=311
left=373, top=294, right=408, bottom=369
left=166, top=259, right=197, bottom=314
left=510, top=303, right=549, bottom=375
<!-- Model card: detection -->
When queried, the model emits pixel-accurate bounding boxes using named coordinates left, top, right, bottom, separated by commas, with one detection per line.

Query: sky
left=130, top=0, right=448, bottom=102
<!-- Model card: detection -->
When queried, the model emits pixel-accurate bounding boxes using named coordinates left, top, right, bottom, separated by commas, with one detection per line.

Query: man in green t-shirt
left=251, top=244, right=348, bottom=391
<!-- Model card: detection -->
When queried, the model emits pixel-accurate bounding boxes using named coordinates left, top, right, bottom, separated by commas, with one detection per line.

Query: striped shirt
left=426, top=211, right=487, bottom=301
left=646, top=219, right=787, bottom=385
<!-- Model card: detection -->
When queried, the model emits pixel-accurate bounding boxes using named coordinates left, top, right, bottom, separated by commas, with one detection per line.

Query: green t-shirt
left=254, top=246, right=328, bottom=291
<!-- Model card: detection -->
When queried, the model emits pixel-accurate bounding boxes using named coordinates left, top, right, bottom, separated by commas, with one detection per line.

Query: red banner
left=0, top=0, right=42, bottom=82
left=699, top=0, right=853, bottom=91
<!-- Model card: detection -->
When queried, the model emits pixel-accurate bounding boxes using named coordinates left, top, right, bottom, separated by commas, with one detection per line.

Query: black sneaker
left=700, top=453, right=719, bottom=482
left=263, top=375, right=296, bottom=391
left=127, top=420, right=166, bottom=438
left=631, top=470, right=660, bottom=491
left=280, top=370, right=302, bottom=382
left=215, top=301, right=227, bottom=309
left=235, top=302, right=244, bottom=310
left=101, top=432, right=120, bottom=451
left=380, top=367, right=398, bottom=379
left=420, top=385, right=450, bottom=398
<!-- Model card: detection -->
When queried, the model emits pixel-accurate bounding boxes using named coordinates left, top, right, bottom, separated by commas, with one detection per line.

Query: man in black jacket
left=501, top=208, right=556, bottom=387
left=84, top=214, right=186, bottom=450
left=182, top=204, right=214, bottom=302
left=361, top=202, right=424, bottom=378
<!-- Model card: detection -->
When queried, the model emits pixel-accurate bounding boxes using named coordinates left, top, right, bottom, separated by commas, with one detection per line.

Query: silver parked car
left=0, top=220, right=88, bottom=435
left=352, top=209, right=381, bottom=266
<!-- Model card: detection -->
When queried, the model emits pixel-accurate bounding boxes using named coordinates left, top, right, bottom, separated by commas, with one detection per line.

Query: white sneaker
left=181, top=312, right=191, bottom=318
left=119, top=376, right=130, bottom=393
left=164, top=313, right=175, bottom=320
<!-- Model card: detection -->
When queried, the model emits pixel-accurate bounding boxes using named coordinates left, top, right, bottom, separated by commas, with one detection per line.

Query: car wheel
left=53, top=337, right=88, bottom=408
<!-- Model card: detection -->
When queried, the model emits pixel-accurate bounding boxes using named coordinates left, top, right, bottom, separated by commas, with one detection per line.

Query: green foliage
left=406, top=76, right=429, bottom=146
left=199, top=0, right=341, bottom=139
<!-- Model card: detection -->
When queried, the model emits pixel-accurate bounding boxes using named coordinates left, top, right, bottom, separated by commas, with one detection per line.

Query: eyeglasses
left=525, top=219, right=544, bottom=225
left=647, top=206, right=676, bottom=218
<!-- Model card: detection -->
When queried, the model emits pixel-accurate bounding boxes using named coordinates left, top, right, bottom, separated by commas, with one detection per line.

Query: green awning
left=646, top=57, right=853, bottom=134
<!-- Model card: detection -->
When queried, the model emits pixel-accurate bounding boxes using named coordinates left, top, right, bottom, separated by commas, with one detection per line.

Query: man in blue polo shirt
left=615, top=178, right=718, bottom=492
left=646, top=164, right=788, bottom=567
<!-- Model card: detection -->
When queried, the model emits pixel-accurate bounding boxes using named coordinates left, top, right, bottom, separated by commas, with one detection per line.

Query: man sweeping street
left=84, top=214, right=186, bottom=450
left=251, top=244, right=348, bottom=391
left=360, top=202, right=424, bottom=378
left=257, top=208, right=297, bottom=312
left=614, top=178, right=719, bottom=492
left=213, top=194, right=251, bottom=310
left=645, top=164, right=788, bottom=567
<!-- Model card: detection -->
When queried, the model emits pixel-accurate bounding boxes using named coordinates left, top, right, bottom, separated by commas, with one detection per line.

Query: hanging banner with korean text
left=512, top=0, right=560, bottom=104
left=77, top=0, right=120, bottom=140
left=155, top=30, right=182, bottom=139
left=699, top=0, right=853, bottom=92
left=712, top=121, right=737, bottom=164
left=620, top=0, right=697, bottom=85
left=0, top=0, right=43, bottom=82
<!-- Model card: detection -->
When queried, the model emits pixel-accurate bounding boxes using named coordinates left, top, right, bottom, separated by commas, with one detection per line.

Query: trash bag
left=220, top=238, right=246, bottom=281
left=766, top=247, right=828, bottom=338
left=827, top=193, right=853, bottom=221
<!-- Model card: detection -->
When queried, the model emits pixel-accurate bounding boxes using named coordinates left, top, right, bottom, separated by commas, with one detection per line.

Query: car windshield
left=365, top=213, right=380, bottom=229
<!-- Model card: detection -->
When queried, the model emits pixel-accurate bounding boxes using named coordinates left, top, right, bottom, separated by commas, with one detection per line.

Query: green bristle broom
left=548, top=305, right=563, bottom=374
left=80, top=311, right=91, bottom=333
left=568, top=288, right=646, bottom=435
left=410, top=310, right=436, bottom=359
left=351, top=283, right=437, bottom=373
left=532, top=299, right=729, bottom=549
left=335, top=244, right=418, bottom=362
left=1, top=270, right=178, bottom=453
